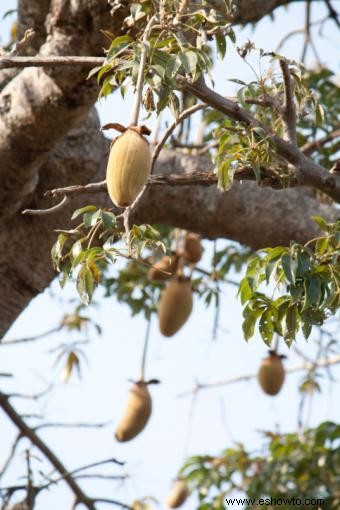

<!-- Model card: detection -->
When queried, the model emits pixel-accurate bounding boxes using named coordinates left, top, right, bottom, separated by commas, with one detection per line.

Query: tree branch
left=177, top=354, right=340, bottom=398
left=0, top=56, right=105, bottom=70
left=301, top=127, right=340, bottom=156
left=279, top=60, right=297, bottom=145
left=151, top=103, right=208, bottom=170
left=0, top=392, right=95, bottom=510
left=179, top=77, right=340, bottom=202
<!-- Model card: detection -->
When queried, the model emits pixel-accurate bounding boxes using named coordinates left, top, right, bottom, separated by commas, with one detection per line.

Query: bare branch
left=279, top=60, right=297, bottom=145
left=35, top=420, right=110, bottom=431
left=0, top=56, right=105, bottom=70
left=1, top=327, right=61, bottom=345
left=22, top=195, right=70, bottom=216
left=325, top=0, right=340, bottom=27
left=151, top=103, right=208, bottom=170
left=0, top=392, right=96, bottom=510
left=301, top=127, right=340, bottom=156
left=0, top=434, right=22, bottom=479
left=177, top=354, right=340, bottom=398
left=178, top=77, right=340, bottom=202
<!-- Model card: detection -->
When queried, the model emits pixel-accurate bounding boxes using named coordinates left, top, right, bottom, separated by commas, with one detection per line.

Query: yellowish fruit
left=115, top=382, right=152, bottom=442
left=148, top=254, right=179, bottom=282
left=106, top=128, right=151, bottom=208
left=183, top=233, right=202, bottom=264
left=166, top=480, right=188, bottom=508
left=258, top=352, right=285, bottom=396
left=158, top=278, right=193, bottom=337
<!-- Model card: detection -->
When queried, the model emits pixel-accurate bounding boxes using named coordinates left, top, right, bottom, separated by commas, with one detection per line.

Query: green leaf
left=215, top=33, right=226, bottom=60
left=304, top=275, right=322, bottom=309
left=107, top=35, right=133, bottom=60
left=281, top=253, right=296, bottom=284
left=259, top=310, right=274, bottom=346
left=312, top=216, right=330, bottom=232
left=296, top=250, right=311, bottom=278
left=71, top=205, right=97, bottom=221
left=315, top=237, right=329, bottom=254
left=178, top=51, right=198, bottom=79
left=76, top=266, right=94, bottom=305
left=100, top=210, right=116, bottom=229
left=238, top=278, right=252, bottom=305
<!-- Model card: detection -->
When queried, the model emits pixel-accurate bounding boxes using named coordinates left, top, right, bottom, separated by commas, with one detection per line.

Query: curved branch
left=179, top=77, right=340, bottom=202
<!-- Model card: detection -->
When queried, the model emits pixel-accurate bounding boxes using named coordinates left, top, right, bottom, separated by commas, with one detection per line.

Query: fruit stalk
left=140, top=316, right=152, bottom=381
left=130, top=15, right=157, bottom=126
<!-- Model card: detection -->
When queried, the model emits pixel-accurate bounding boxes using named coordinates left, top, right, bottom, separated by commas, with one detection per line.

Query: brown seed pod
left=148, top=253, right=179, bottom=282
left=183, top=233, right=202, bottom=264
left=158, top=277, right=193, bottom=337
left=115, top=382, right=152, bottom=442
left=106, top=128, right=151, bottom=208
left=166, top=479, right=188, bottom=508
left=258, top=352, right=285, bottom=396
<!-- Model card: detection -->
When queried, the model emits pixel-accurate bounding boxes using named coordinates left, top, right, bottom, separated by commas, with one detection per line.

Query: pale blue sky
left=0, top=2, right=339, bottom=509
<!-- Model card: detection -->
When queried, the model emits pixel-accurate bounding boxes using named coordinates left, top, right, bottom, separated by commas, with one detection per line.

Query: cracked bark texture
left=0, top=0, right=337, bottom=338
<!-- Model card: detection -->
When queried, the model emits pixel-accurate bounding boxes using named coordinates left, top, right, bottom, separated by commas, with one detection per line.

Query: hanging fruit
left=148, top=253, right=179, bottom=282
left=166, top=479, right=188, bottom=508
left=115, top=382, right=152, bottom=442
left=183, top=233, right=202, bottom=264
left=258, top=351, right=285, bottom=396
left=158, top=277, right=193, bottom=337
left=106, top=125, right=151, bottom=208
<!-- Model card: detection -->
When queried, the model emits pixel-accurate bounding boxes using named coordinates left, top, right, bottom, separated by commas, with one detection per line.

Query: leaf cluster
left=239, top=217, right=340, bottom=346
left=180, top=421, right=340, bottom=510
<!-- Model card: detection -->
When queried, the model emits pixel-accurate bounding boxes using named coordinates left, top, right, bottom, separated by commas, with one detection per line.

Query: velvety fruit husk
left=258, top=353, right=285, bottom=396
left=183, top=233, right=202, bottom=264
left=115, top=382, right=152, bottom=442
left=148, top=254, right=179, bottom=282
left=106, top=128, right=151, bottom=208
left=158, top=278, right=193, bottom=337
left=166, top=479, right=188, bottom=508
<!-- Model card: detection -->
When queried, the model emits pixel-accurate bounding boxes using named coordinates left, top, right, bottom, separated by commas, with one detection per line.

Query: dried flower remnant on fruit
left=115, top=382, right=152, bottom=442
left=148, top=253, right=179, bottom=282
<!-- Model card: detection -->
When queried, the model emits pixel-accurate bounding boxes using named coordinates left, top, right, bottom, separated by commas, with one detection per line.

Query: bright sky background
left=0, top=2, right=339, bottom=509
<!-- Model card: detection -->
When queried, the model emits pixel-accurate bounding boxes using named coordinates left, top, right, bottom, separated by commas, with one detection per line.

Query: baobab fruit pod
left=115, top=382, right=152, bottom=442
left=258, top=351, right=285, bottom=396
left=106, top=128, right=151, bottom=208
left=166, top=479, right=188, bottom=508
left=183, top=233, right=202, bottom=264
left=158, top=277, right=193, bottom=337
left=148, top=253, right=179, bottom=282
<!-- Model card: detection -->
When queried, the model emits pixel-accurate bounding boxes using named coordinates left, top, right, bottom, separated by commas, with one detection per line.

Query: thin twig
left=1, top=326, right=61, bottom=345
left=0, top=392, right=96, bottom=510
left=301, top=127, right=340, bottom=156
left=130, top=15, right=157, bottom=126
left=151, top=103, right=208, bottom=171
left=22, top=195, right=70, bottom=216
left=177, top=354, right=340, bottom=398
left=0, top=434, right=22, bottom=479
